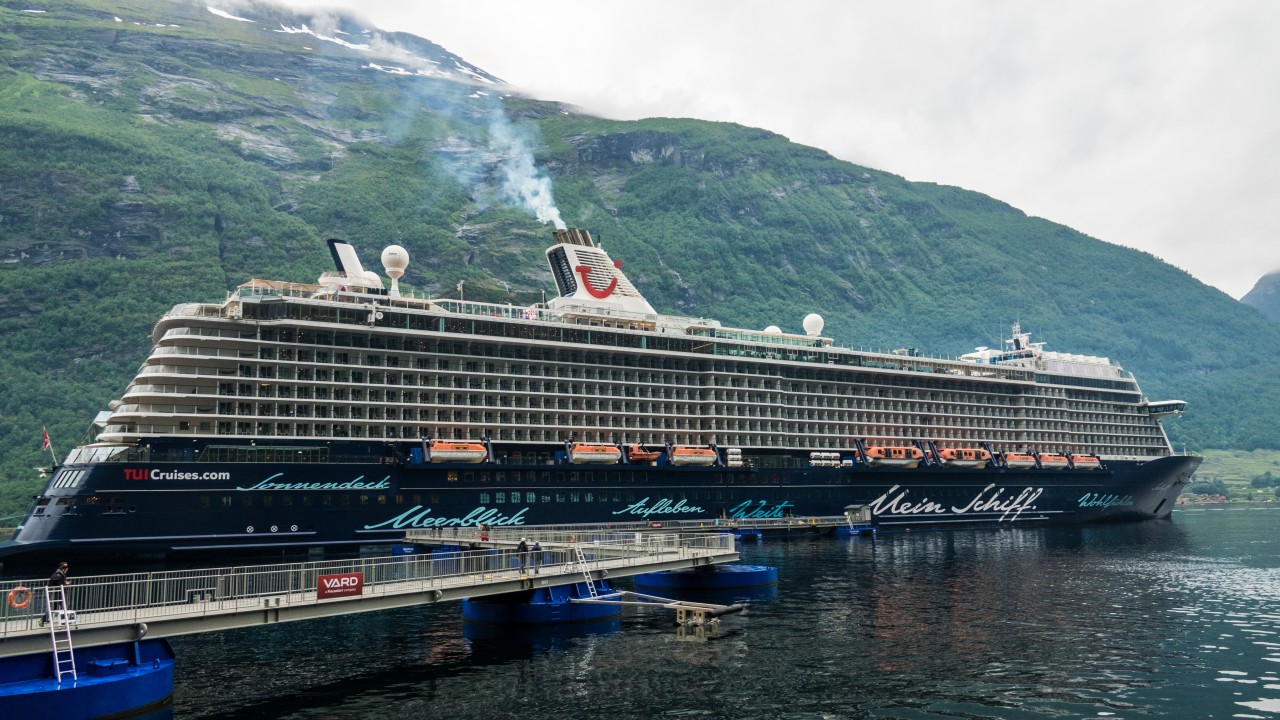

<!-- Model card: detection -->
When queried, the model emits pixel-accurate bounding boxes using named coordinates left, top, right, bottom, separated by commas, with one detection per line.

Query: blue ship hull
left=0, top=450, right=1199, bottom=568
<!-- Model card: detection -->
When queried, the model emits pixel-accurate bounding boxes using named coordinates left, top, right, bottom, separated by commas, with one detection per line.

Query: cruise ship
left=0, top=229, right=1200, bottom=565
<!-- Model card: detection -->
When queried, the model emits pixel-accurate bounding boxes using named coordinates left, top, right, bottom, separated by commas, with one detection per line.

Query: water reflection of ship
left=850, top=531, right=1046, bottom=673
left=847, top=524, right=1192, bottom=675
left=174, top=608, right=611, bottom=719
left=462, top=617, right=622, bottom=650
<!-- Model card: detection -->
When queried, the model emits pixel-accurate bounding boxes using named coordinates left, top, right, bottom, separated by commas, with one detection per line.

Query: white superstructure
left=96, top=232, right=1181, bottom=461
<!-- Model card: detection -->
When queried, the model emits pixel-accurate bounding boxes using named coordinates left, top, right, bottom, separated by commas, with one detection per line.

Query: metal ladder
left=45, top=585, right=77, bottom=683
left=572, top=546, right=599, bottom=599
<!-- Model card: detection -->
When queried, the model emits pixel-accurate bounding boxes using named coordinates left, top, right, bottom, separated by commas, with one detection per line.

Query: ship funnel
left=553, top=228, right=596, bottom=247
left=544, top=228, right=656, bottom=316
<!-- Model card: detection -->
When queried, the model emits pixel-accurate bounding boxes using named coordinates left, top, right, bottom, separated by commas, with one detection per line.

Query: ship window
left=360, top=495, right=369, bottom=505
left=448, top=472, right=458, bottom=483
left=570, top=492, right=579, bottom=503
left=200, top=496, right=210, bottom=508
left=526, top=492, right=536, bottom=503
left=378, top=495, right=387, bottom=505
left=323, top=495, right=332, bottom=506
left=496, top=492, right=506, bottom=504
left=283, top=496, right=293, bottom=507
left=479, top=493, right=490, bottom=504
left=585, top=492, right=594, bottom=502
left=242, top=496, right=253, bottom=507
left=341, top=495, right=350, bottom=505
left=541, top=495, right=552, bottom=503
left=262, top=496, right=272, bottom=508
left=430, top=494, right=440, bottom=504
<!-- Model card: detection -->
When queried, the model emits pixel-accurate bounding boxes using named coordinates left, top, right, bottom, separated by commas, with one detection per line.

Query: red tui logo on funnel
left=573, top=260, right=621, bottom=299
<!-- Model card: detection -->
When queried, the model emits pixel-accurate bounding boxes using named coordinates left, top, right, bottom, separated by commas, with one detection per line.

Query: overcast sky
left=275, top=0, right=1279, bottom=299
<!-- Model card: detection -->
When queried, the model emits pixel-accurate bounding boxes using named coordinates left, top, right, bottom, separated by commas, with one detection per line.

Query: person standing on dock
left=531, top=540, right=542, bottom=574
left=517, top=537, right=530, bottom=574
left=40, top=561, right=71, bottom=626
left=48, top=561, right=70, bottom=588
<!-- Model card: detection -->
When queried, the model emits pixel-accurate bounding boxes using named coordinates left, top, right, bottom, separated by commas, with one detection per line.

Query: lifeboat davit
left=863, top=445, right=924, bottom=468
left=627, top=444, right=662, bottom=463
left=670, top=446, right=718, bottom=467
left=1070, top=454, right=1101, bottom=471
left=1037, top=453, right=1070, bottom=470
left=937, top=447, right=992, bottom=469
left=428, top=440, right=488, bottom=463
left=1001, top=452, right=1037, bottom=469
left=569, top=443, right=622, bottom=464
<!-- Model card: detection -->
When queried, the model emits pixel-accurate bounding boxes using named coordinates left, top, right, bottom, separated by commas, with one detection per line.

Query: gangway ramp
left=0, top=531, right=737, bottom=659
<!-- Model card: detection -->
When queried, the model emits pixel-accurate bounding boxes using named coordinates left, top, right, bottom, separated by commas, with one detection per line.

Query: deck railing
left=0, top=532, right=733, bottom=639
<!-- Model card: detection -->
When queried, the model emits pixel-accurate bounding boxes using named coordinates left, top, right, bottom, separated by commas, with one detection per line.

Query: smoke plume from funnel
left=488, top=113, right=566, bottom=230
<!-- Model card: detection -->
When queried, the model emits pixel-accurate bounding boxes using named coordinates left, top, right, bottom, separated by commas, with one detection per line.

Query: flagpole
left=43, top=426, right=58, bottom=466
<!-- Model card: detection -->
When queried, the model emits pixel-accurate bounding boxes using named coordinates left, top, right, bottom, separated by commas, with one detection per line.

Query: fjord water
left=173, top=507, right=1280, bottom=719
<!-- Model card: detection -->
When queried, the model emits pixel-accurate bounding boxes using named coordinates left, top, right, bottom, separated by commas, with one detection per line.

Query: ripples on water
left=168, top=507, right=1280, bottom=719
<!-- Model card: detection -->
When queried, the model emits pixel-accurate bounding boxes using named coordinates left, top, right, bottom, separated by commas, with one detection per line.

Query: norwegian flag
left=42, top=427, right=50, bottom=451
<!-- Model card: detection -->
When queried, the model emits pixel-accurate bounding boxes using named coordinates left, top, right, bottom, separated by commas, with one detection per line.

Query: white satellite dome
left=381, top=245, right=409, bottom=297
left=802, top=313, right=824, bottom=337
left=764, top=325, right=782, bottom=334
left=381, top=245, right=409, bottom=277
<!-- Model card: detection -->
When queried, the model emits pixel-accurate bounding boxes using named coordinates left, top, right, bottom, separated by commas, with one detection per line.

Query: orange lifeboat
left=937, top=447, right=992, bottom=469
left=427, top=440, right=487, bottom=464
left=569, top=443, right=622, bottom=465
left=1070, top=454, right=1101, bottom=471
left=670, top=446, right=718, bottom=467
left=1038, top=453, right=1070, bottom=470
left=1001, top=452, right=1037, bottom=469
left=863, top=445, right=924, bottom=468
left=627, top=444, right=662, bottom=463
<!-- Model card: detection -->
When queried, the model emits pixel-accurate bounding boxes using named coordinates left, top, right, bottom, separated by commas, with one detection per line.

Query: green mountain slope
left=1242, top=271, right=1280, bottom=323
left=1, top=0, right=1276, bottom=517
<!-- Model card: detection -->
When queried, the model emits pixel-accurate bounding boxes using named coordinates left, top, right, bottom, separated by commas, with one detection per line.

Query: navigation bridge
left=0, top=531, right=738, bottom=660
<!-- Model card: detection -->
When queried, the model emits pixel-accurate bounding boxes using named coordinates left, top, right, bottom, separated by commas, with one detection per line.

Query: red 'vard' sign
left=317, top=572, right=364, bottom=599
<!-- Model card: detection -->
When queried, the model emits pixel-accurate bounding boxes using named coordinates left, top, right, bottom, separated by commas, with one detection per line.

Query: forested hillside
left=2, top=0, right=1277, bottom=518
left=1243, top=271, right=1280, bottom=323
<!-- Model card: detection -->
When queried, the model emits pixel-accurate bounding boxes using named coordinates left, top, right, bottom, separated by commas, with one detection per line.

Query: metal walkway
left=0, top=531, right=737, bottom=659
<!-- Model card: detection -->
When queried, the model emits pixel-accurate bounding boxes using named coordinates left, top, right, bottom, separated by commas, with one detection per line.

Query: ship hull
left=0, top=454, right=1200, bottom=568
